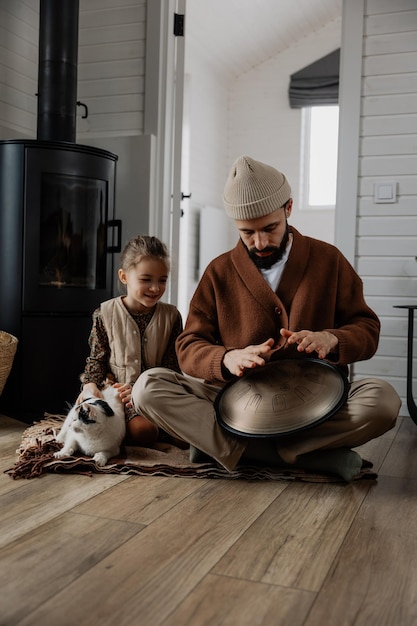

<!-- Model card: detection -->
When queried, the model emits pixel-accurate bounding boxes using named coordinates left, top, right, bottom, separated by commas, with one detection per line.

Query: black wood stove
left=0, top=0, right=119, bottom=420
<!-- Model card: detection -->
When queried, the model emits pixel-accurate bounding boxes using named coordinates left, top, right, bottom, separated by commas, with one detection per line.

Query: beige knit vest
left=100, top=296, right=179, bottom=384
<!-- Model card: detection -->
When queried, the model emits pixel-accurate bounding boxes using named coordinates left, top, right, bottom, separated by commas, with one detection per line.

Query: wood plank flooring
left=1, top=412, right=416, bottom=626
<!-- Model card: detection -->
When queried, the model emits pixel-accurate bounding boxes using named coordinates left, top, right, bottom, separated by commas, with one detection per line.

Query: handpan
left=215, top=358, right=349, bottom=437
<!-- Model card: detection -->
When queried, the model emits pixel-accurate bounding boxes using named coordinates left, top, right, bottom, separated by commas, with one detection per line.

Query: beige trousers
left=132, top=367, right=401, bottom=472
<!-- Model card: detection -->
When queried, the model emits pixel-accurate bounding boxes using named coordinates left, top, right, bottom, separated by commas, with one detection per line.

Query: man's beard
left=247, top=224, right=290, bottom=270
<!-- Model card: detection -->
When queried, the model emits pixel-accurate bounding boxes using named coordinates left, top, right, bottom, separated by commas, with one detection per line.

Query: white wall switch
left=374, top=181, right=398, bottom=203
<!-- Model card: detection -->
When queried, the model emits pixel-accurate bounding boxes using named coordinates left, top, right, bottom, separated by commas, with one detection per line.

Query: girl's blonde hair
left=120, top=235, right=170, bottom=272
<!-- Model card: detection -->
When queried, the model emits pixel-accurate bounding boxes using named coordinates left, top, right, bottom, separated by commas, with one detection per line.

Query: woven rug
left=5, top=414, right=377, bottom=482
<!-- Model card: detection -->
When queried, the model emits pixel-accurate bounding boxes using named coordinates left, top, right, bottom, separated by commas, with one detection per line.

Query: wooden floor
left=1, top=412, right=417, bottom=626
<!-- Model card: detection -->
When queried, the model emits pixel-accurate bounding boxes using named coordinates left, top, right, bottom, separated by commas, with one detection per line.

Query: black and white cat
left=54, top=385, right=126, bottom=466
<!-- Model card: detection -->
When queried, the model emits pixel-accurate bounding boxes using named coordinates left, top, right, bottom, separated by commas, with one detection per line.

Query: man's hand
left=223, top=338, right=275, bottom=377
left=280, top=328, right=338, bottom=360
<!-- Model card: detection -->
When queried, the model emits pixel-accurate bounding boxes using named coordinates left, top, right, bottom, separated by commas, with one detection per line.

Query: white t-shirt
left=260, top=235, right=293, bottom=292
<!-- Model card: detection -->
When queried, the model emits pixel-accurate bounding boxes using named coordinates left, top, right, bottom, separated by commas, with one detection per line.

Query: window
left=301, top=105, right=339, bottom=209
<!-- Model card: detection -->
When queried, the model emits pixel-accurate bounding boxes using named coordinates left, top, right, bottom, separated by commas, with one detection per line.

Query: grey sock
left=243, top=440, right=363, bottom=481
left=295, top=448, right=363, bottom=481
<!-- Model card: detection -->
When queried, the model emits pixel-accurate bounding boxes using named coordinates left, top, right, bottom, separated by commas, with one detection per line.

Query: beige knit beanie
left=223, top=156, right=292, bottom=220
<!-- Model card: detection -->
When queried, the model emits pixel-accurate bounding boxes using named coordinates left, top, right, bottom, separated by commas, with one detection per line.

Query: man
left=132, top=156, right=401, bottom=480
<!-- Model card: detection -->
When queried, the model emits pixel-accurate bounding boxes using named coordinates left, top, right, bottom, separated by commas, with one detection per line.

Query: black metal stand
left=394, top=305, right=417, bottom=424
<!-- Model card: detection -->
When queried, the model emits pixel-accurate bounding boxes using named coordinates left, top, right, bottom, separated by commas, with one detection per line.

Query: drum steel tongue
left=215, top=358, right=348, bottom=437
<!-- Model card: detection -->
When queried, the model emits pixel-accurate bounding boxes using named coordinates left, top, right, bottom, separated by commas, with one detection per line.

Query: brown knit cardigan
left=176, top=227, right=380, bottom=386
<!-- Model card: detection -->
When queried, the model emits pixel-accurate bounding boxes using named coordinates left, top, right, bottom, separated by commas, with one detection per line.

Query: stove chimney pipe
left=36, top=0, right=80, bottom=142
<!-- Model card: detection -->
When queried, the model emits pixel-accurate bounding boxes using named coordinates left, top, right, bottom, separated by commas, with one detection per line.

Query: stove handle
left=107, top=219, right=122, bottom=253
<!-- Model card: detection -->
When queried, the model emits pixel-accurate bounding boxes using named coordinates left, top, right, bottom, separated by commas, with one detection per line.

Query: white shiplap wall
left=0, top=0, right=147, bottom=140
left=77, top=0, right=146, bottom=139
left=0, top=0, right=38, bottom=137
left=354, top=0, right=417, bottom=416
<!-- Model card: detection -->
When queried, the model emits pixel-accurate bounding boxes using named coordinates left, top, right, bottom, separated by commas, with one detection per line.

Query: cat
left=54, top=384, right=126, bottom=466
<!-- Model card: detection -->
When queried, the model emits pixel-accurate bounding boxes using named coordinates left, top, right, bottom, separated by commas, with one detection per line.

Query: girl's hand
left=114, top=382, right=133, bottom=408
left=76, top=382, right=102, bottom=405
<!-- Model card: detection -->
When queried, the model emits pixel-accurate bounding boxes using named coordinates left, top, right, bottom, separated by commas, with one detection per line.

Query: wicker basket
left=0, top=331, right=18, bottom=396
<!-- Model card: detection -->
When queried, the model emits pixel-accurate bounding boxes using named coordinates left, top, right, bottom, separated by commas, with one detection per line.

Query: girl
left=77, top=235, right=183, bottom=446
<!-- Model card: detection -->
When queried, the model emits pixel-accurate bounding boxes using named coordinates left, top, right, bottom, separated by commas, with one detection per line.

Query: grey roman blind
left=288, top=49, right=340, bottom=108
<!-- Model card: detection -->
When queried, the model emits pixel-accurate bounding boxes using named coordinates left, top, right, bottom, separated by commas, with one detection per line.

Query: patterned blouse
left=82, top=305, right=183, bottom=419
